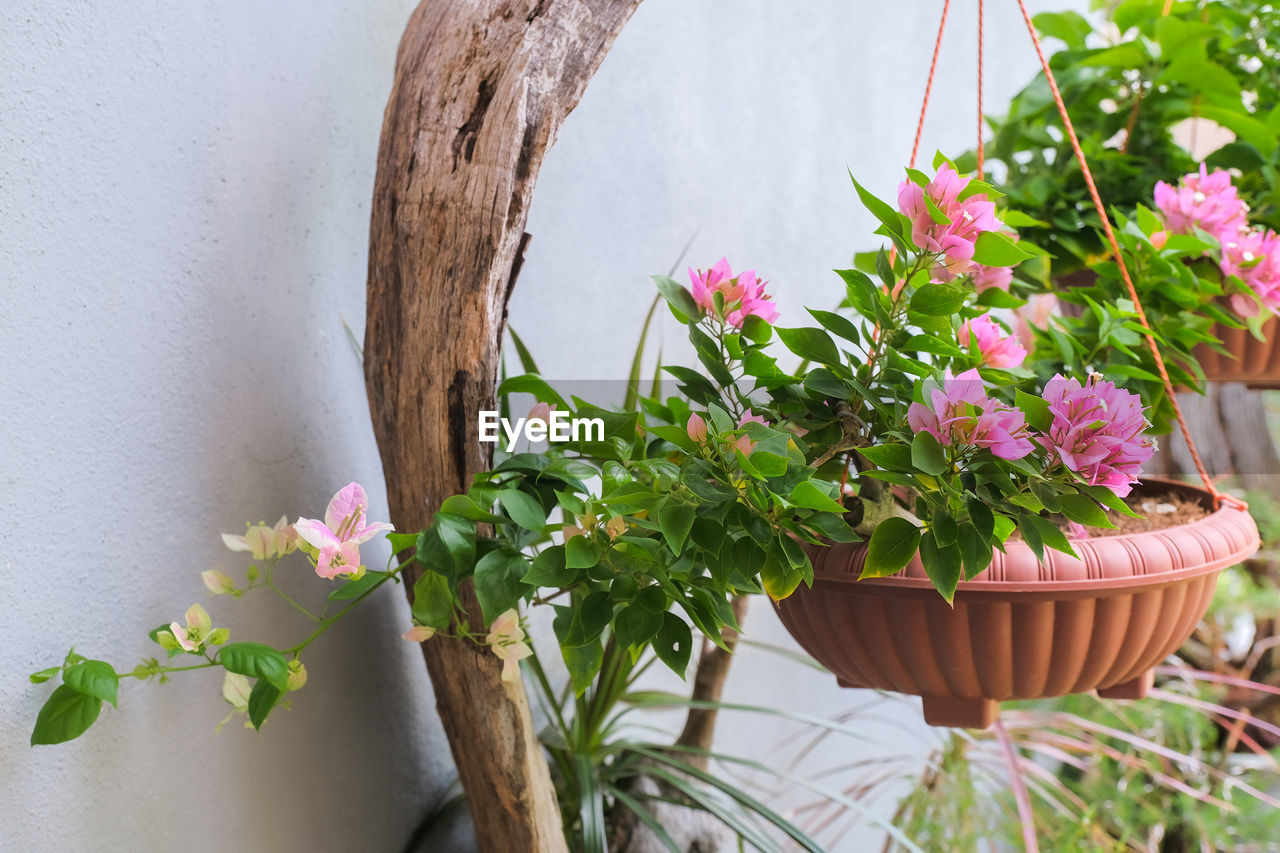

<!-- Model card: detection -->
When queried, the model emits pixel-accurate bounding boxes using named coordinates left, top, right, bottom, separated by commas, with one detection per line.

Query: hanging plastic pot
left=1193, top=316, right=1280, bottom=390
left=772, top=479, right=1259, bottom=729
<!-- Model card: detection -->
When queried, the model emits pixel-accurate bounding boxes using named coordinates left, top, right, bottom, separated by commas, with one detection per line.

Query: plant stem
left=118, top=660, right=218, bottom=679
left=267, top=577, right=323, bottom=623
left=286, top=570, right=398, bottom=655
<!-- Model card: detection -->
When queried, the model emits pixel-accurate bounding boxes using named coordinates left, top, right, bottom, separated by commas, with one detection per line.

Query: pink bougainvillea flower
left=286, top=660, right=307, bottom=692
left=907, top=368, right=1035, bottom=460
left=1222, top=227, right=1280, bottom=315
left=294, top=482, right=395, bottom=580
left=169, top=603, right=213, bottom=652
left=958, top=314, right=1027, bottom=368
left=1041, top=374, right=1155, bottom=497
left=1013, top=293, right=1059, bottom=351
left=686, top=413, right=708, bottom=444
left=486, top=609, right=533, bottom=683
left=402, top=625, right=436, bottom=643
left=970, top=263, right=1014, bottom=293
left=221, top=515, right=298, bottom=560
left=689, top=257, right=735, bottom=311
left=731, top=410, right=768, bottom=455
left=527, top=401, right=554, bottom=425
left=688, top=259, right=779, bottom=328
left=201, top=569, right=235, bottom=595
left=216, top=671, right=254, bottom=732
left=1154, top=164, right=1248, bottom=244
left=898, top=164, right=1001, bottom=279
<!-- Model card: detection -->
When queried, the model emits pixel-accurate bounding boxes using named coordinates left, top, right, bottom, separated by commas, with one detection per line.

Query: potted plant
left=983, top=0, right=1280, bottom=387
left=28, top=157, right=1259, bottom=752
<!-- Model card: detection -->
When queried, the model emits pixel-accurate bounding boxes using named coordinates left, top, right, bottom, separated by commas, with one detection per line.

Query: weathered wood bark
left=364, top=2, right=640, bottom=850
left=675, top=595, right=750, bottom=768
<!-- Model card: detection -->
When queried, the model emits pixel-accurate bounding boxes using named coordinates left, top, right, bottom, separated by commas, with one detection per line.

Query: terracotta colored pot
left=1193, top=315, right=1280, bottom=389
left=773, top=480, right=1259, bottom=729
left=1053, top=272, right=1280, bottom=389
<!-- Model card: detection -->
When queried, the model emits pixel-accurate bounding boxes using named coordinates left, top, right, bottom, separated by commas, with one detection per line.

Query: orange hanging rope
left=910, top=0, right=953, bottom=169
left=977, top=0, right=986, bottom=176
left=1011, top=0, right=1243, bottom=511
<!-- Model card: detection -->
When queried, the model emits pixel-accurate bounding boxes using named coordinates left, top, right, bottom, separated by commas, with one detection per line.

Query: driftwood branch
left=675, top=595, right=751, bottom=767
left=364, top=2, right=640, bottom=850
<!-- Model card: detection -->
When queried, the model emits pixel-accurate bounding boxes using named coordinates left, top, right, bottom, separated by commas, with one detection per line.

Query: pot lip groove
left=803, top=477, right=1258, bottom=596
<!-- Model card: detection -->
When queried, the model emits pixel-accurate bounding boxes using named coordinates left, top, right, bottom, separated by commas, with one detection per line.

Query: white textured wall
left=1, top=2, right=447, bottom=852
left=2, top=1, right=1081, bottom=851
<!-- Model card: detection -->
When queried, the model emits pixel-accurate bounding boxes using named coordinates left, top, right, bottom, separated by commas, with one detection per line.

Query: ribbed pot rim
left=805, top=478, right=1259, bottom=597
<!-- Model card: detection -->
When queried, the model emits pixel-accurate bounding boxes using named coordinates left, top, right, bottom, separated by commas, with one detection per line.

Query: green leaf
left=495, top=374, right=568, bottom=409
left=857, top=443, right=914, bottom=471
left=861, top=517, right=921, bottom=578
left=1017, top=515, right=1045, bottom=562
left=958, top=523, right=992, bottom=580
left=565, top=535, right=600, bottom=569
left=63, top=660, right=118, bottom=709
left=327, top=570, right=389, bottom=604
left=1163, top=56, right=1240, bottom=100
left=740, top=313, right=773, bottom=344
left=438, top=494, right=503, bottom=523
left=1032, top=10, right=1091, bottom=48
left=1057, top=493, right=1115, bottom=529
left=522, top=545, right=575, bottom=587
left=932, top=510, right=959, bottom=547
left=657, top=502, right=696, bottom=553
left=850, top=175, right=906, bottom=242
left=776, top=326, right=842, bottom=366
left=971, top=231, right=1033, bottom=267
left=1026, top=515, right=1078, bottom=559
left=473, top=549, right=529, bottom=624
left=562, top=638, right=603, bottom=695
left=1077, top=42, right=1149, bottom=70
left=411, top=570, right=455, bottom=629
left=909, top=283, right=968, bottom=316
left=761, top=549, right=805, bottom=601
left=1015, top=388, right=1052, bottom=432
left=788, top=480, right=846, bottom=513
left=803, top=511, right=861, bottom=543
left=902, top=334, right=965, bottom=357
left=654, top=613, right=693, bottom=677
left=219, top=643, right=290, bottom=692
left=497, top=489, right=546, bottom=533
left=911, top=431, right=948, bottom=476
left=386, top=531, right=420, bottom=553
left=614, top=604, right=664, bottom=650
left=635, top=585, right=668, bottom=613
left=29, top=667, right=60, bottom=684
left=507, top=326, right=540, bottom=374
left=836, top=268, right=887, bottom=324
left=807, top=308, right=861, bottom=344
left=918, top=531, right=962, bottom=604
left=966, top=498, right=994, bottom=540
left=654, top=274, right=700, bottom=323
left=248, top=680, right=281, bottom=730
left=31, top=684, right=102, bottom=745
left=429, top=513, right=476, bottom=574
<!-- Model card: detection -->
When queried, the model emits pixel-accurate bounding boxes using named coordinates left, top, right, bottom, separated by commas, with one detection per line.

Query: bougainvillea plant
left=32, top=154, right=1213, bottom=747
left=1015, top=164, right=1280, bottom=432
